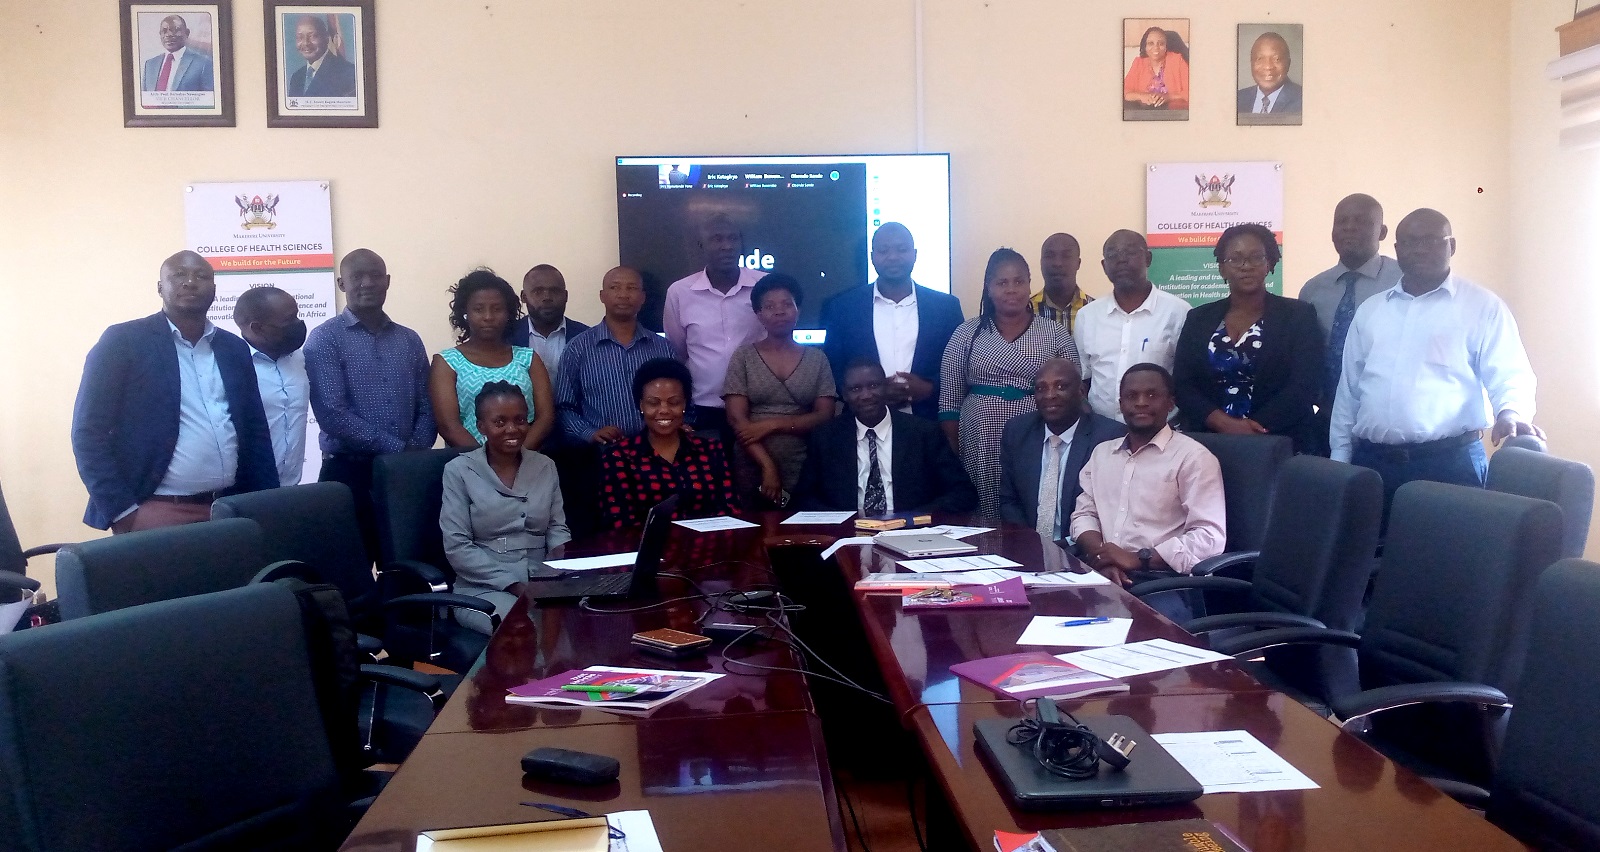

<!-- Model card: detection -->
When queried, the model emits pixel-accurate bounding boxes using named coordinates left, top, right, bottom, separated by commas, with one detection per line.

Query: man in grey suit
left=141, top=15, right=214, bottom=92
left=997, top=357, right=1126, bottom=540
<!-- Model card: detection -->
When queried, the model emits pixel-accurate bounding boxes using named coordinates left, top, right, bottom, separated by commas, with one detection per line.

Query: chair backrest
left=1363, top=481, right=1563, bottom=695
left=0, top=583, right=343, bottom=851
left=1490, top=558, right=1600, bottom=849
left=1487, top=446, right=1595, bottom=560
left=1251, top=456, right=1384, bottom=632
left=1499, top=434, right=1547, bottom=453
left=372, top=448, right=466, bottom=570
left=212, top=482, right=376, bottom=605
left=1183, top=432, right=1293, bottom=552
left=54, top=518, right=266, bottom=620
left=0, top=481, right=26, bottom=577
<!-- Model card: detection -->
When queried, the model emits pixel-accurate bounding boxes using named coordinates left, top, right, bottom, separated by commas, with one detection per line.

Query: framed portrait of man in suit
left=1237, top=23, right=1304, bottom=126
left=119, top=2, right=234, bottom=127
left=264, top=1, right=377, bottom=128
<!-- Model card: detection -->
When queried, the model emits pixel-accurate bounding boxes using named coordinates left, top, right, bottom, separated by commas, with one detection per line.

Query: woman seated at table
left=599, top=357, right=736, bottom=529
left=440, top=381, right=571, bottom=632
left=1173, top=223, right=1325, bottom=453
left=723, top=273, right=838, bottom=508
left=429, top=269, right=555, bottom=450
left=1123, top=26, right=1190, bottom=111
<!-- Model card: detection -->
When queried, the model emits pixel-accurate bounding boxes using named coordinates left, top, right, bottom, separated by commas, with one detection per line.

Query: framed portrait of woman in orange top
left=1123, top=18, right=1190, bottom=122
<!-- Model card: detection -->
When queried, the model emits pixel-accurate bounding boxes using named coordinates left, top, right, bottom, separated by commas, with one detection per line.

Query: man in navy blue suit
left=1235, top=32, right=1302, bottom=115
left=72, top=251, right=277, bottom=533
left=820, top=223, right=964, bottom=420
left=508, top=264, right=588, bottom=379
left=287, top=14, right=357, bottom=98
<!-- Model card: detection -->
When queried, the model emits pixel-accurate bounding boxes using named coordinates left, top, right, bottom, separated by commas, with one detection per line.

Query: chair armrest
left=1129, top=575, right=1254, bottom=599
left=252, top=560, right=319, bottom=584
left=385, top=591, right=496, bottom=616
left=381, top=559, right=450, bottom=591
left=1191, top=550, right=1261, bottom=577
left=20, top=543, right=68, bottom=560
left=1331, top=682, right=1511, bottom=725
left=0, top=570, right=40, bottom=595
left=1184, top=611, right=1326, bottom=635
left=356, top=633, right=383, bottom=658
left=359, top=663, right=448, bottom=713
left=1423, top=777, right=1492, bottom=809
left=1212, top=627, right=1361, bottom=658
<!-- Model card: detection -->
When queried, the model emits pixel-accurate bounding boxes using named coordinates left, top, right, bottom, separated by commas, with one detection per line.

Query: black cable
left=906, top=773, right=928, bottom=852
left=836, top=781, right=873, bottom=852
left=576, top=592, right=710, bottom=614
left=760, top=614, right=891, bottom=703
left=1006, top=699, right=1133, bottom=780
left=719, top=620, right=892, bottom=703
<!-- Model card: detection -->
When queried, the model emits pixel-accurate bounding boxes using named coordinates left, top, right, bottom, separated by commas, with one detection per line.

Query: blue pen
left=1058, top=616, right=1110, bottom=628
left=1141, top=337, right=1149, bottom=351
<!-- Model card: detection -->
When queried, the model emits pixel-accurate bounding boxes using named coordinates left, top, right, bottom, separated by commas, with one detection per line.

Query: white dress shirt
left=526, top=317, right=570, bottom=378
left=873, top=281, right=920, bottom=414
left=1073, top=286, right=1190, bottom=421
left=156, top=46, right=188, bottom=92
left=156, top=320, right=237, bottom=496
left=856, top=416, right=895, bottom=514
left=1330, top=274, right=1536, bottom=462
left=251, top=346, right=310, bottom=487
left=1039, top=420, right=1079, bottom=539
left=1252, top=87, right=1282, bottom=114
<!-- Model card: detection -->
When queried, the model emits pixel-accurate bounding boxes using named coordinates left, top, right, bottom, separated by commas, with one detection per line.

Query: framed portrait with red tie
left=264, top=1, right=377, bottom=128
left=119, top=1, right=235, bottom=127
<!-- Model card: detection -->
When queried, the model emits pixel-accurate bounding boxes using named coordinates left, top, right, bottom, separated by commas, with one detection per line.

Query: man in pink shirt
left=1070, top=363, right=1226, bottom=595
left=662, top=214, right=766, bottom=446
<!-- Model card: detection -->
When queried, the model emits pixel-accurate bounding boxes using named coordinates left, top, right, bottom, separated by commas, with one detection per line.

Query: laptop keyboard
left=585, top=573, right=631, bottom=595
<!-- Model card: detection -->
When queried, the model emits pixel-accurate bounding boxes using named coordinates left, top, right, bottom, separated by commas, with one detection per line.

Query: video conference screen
left=616, top=154, right=952, bottom=339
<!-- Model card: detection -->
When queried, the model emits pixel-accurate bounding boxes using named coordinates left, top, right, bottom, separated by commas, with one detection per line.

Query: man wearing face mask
left=235, top=286, right=310, bottom=486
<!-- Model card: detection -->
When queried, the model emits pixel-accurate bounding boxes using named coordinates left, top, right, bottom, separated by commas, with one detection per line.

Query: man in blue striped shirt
left=555, top=266, right=674, bottom=444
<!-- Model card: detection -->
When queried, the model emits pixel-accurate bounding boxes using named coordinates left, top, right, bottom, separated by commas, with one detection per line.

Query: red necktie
left=157, top=53, right=175, bottom=91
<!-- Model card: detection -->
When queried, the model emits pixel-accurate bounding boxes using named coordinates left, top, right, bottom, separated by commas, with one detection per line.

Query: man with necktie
left=141, top=15, right=214, bottom=93
left=1235, top=32, right=1303, bottom=115
left=287, top=14, right=357, bottom=98
left=1298, top=194, right=1403, bottom=455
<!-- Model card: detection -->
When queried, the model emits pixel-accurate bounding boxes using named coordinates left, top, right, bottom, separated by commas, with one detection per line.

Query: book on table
left=855, top=511, right=934, bottom=531
left=1038, top=819, right=1252, bottom=851
left=505, top=666, right=721, bottom=713
left=951, top=651, right=1128, bottom=701
left=901, top=576, right=1030, bottom=610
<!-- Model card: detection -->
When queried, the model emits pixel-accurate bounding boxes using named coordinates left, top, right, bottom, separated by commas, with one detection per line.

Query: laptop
left=874, top=533, right=978, bottom=559
left=974, top=714, right=1202, bottom=810
left=524, top=495, right=678, bottom=601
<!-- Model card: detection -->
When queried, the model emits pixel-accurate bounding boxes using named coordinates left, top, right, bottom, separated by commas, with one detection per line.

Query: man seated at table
left=1070, top=364, right=1225, bottom=606
left=997, top=357, right=1126, bottom=541
left=794, top=358, right=977, bottom=515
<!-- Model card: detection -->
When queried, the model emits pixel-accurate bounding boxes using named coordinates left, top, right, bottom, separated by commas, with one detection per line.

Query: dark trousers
left=319, top=453, right=379, bottom=562
left=1127, top=567, right=1201, bottom=624
left=691, top=404, right=735, bottom=463
left=1351, top=436, right=1487, bottom=522
left=546, top=440, right=603, bottom=541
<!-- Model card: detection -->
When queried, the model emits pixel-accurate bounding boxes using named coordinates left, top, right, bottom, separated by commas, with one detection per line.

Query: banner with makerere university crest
left=185, top=179, right=336, bottom=483
left=1146, top=161, right=1283, bottom=306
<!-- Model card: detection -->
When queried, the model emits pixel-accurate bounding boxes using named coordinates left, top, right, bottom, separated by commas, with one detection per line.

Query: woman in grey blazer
left=440, top=381, right=571, bottom=631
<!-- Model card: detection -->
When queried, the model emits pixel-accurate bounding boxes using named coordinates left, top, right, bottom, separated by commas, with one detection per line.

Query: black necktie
left=864, top=430, right=887, bottom=515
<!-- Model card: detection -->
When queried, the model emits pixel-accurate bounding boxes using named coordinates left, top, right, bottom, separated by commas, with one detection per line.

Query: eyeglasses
left=1222, top=253, right=1269, bottom=267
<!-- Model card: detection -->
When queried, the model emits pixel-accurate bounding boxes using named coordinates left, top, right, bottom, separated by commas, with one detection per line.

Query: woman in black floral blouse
left=599, top=358, right=737, bottom=528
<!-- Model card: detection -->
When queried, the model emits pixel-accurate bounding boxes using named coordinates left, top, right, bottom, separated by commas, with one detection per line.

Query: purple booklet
left=900, top=576, right=1030, bottom=611
left=950, top=652, right=1128, bottom=701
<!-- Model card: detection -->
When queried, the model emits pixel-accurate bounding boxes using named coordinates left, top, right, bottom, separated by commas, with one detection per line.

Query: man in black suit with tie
left=795, top=359, right=976, bottom=514
left=288, top=14, right=357, bottom=98
left=820, top=223, right=964, bottom=419
left=1235, top=32, right=1302, bottom=115
left=997, top=357, right=1126, bottom=539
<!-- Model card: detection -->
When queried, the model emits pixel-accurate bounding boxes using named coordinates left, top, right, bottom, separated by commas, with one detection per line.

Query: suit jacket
left=439, top=448, right=571, bottom=596
left=72, top=313, right=278, bottom=529
left=1236, top=80, right=1303, bottom=114
left=506, top=316, right=589, bottom=349
left=820, top=284, right=964, bottom=420
left=289, top=52, right=358, bottom=98
left=142, top=50, right=214, bottom=92
left=794, top=411, right=977, bottom=514
left=1172, top=292, right=1325, bottom=454
left=997, top=410, right=1128, bottom=530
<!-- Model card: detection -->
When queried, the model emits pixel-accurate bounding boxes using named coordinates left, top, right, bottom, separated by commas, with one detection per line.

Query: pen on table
left=1058, top=617, right=1111, bottom=628
left=522, top=802, right=593, bottom=818
left=560, top=684, right=640, bottom=694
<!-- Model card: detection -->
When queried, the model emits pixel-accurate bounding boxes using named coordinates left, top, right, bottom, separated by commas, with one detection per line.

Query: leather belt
left=1354, top=431, right=1481, bottom=463
left=145, top=491, right=224, bottom=505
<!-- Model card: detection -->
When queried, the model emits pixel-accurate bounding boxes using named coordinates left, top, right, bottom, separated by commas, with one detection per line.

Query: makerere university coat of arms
left=235, top=194, right=281, bottom=230
left=1194, top=174, right=1236, bottom=208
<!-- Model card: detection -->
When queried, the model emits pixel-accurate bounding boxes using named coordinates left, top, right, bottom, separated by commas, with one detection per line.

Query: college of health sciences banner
left=1146, top=162, right=1284, bottom=306
left=184, top=180, right=337, bottom=485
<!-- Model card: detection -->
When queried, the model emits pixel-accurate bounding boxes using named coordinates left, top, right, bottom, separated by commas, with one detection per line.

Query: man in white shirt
left=1331, top=208, right=1542, bottom=510
left=1073, top=230, right=1190, bottom=421
left=234, top=286, right=310, bottom=487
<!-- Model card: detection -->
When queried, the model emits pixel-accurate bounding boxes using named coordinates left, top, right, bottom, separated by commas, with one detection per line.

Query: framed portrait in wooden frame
left=1122, top=18, right=1190, bottom=122
left=119, top=1, right=235, bottom=127
left=264, top=1, right=377, bottom=128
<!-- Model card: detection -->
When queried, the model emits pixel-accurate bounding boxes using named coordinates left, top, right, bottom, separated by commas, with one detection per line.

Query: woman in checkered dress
left=939, top=249, right=1081, bottom=520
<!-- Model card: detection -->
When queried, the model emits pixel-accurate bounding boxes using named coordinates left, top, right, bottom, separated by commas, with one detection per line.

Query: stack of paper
left=1056, top=638, right=1232, bottom=678
left=672, top=516, right=758, bottom=532
left=1152, top=731, right=1320, bottom=794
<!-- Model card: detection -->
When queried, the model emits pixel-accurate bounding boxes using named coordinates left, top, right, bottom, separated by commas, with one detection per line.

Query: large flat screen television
left=616, top=154, right=952, bottom=341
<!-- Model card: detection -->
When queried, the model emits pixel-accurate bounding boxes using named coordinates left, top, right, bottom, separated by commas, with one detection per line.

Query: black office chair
left=0, top=480, right=58, bottom=607
left=0, top=583, right=371, bottom=851
left=54, top=518, right=273, bottom=620
left=371, top=448, right=497, bottom=673
left=1486, top=446, right=1594, bottom=560
left=1131, top=455, right=1383, bottom=706
left=1183, top=432, right=1293, bottom=557
left=1217, top=481, right=1563, bottom=787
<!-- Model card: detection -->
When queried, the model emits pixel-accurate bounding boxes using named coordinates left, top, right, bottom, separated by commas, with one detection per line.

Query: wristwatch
left=1136, top=548, right=1154, bottom=572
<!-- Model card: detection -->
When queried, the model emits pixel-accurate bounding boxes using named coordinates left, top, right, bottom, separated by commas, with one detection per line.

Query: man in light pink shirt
left=1070, top=363, right=1226, bottom=591
left=662, top=213, right=766, bottom=445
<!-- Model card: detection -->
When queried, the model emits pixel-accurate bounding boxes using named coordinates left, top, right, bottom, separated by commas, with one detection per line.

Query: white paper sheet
left=875, top=524, right=994, bottom=540
left=1152, top=731, right=1320, bottom=794
left=1015, top=616, right=1133, bottom=648
left=0, top=598, right=28, bottom=635
left=1021, top=571, right=1114, bottom=588
left=782, top=511, right=856, bottom=525
left=671, top=515, right=759, bottom=532
left=821, top=536, right=876, bottom=559
left=543, top=552, right=638, bottom=572
left=1056, top=638, right=1232, bottom=678
left=896, top=554, right=1023, bottom=573
left=606, top=809, right=664, bottom=851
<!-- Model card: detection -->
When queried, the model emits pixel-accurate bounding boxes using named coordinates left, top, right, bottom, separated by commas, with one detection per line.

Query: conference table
left=342, top=513, right=1524, bottom=852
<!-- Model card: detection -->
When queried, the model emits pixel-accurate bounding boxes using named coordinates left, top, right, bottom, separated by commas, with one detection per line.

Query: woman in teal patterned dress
left=429, top=269, right=556, bottom=449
